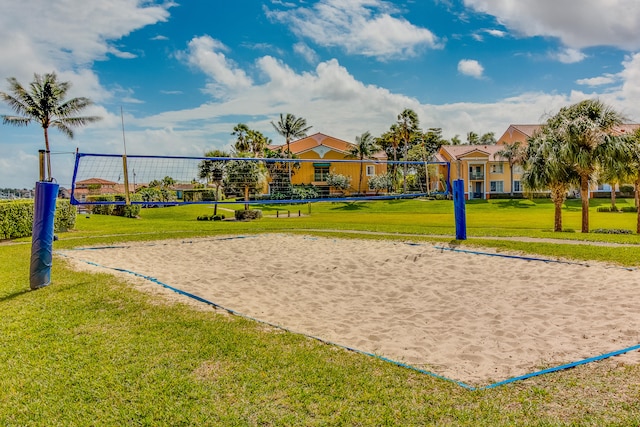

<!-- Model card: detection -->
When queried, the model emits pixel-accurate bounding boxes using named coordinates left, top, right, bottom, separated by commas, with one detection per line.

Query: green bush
left=0, top=199, right=76, bottom=240
left=87, top=195, right=115, bottom=215
left=234, top=209, right=262, bottom=221
left=621, top=206, right=638, bottom=213
left=597, top=206, right=616, bottom=212
left=592, top=228, right=633, bottom=234
left=113, top=194, right=142, bottom=218
left=54, top=200, right=76, bottom=232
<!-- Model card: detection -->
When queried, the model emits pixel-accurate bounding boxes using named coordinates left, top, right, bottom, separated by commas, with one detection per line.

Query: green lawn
left=2, top=198, right=640, bottom=426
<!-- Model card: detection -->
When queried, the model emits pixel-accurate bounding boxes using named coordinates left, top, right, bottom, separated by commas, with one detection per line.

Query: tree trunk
left=610, top=184, right=616, bottom=210
left=244, top=185, right=249, bottom=211
left=43, top=127, right=52, bottom=181
left=358, top=162, right=364, bottom=194
left=551, top=186, right=564, bottom=232
left=636, top=178, right=640, bottom=234
left=509, top=165, right=514, bottom=197
left=580, top=174, right=590, bottom=233
left=213, top=183, right=219, bottom=215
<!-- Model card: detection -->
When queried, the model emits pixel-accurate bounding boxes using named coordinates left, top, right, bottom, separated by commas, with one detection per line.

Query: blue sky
left=1, top=0, right=640, bottom=188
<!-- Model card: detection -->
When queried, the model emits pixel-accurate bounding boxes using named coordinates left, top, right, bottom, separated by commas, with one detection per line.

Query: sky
left=2, top=0, right=640, bottom=189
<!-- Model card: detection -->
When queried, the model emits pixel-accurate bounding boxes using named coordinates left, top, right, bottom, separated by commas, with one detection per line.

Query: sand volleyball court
left=59, top=234, right=640, bottom=387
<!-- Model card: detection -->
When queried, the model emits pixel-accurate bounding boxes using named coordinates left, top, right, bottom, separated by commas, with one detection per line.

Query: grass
left=2, top=198, right=640, bottom=425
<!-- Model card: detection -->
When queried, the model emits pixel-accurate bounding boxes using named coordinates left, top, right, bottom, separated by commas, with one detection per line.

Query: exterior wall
left=291, top=150, right=386, bottom=193
left=438, top=148, right=524, bottom=199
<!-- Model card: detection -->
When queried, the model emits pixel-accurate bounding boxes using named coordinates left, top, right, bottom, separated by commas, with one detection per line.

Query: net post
left=122, top=155, right=131, bottom=205
left=453, top=179, right=467, bottom=240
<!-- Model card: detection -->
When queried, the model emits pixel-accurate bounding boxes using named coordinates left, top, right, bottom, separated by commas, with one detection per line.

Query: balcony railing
left=469, top=173, right=484, bottom=180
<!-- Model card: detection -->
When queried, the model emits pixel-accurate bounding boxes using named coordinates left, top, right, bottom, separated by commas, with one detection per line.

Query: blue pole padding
left=453, top=179, right=467, bottom=240
left=30, top=181, right=59, bottom=290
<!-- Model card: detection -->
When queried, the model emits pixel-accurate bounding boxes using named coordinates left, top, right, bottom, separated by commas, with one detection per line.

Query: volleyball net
left=69, top=152, right=451, bottom=206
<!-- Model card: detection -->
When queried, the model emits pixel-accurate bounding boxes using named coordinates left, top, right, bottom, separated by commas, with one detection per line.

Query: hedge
left=0, top=199, right=76, bottom=240
left=86, top=194, right=142, bottom=218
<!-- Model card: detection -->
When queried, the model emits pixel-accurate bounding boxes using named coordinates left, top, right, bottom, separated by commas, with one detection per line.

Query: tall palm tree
left=232, top=123, right=250, bottom=153
left=376, top=124, right=402, bottom=192
left=547, top=99, right=629, bottom=233
left=271, top=113, right=312, bottom=182
left=348, top=131, right=378, bottom=194
left=199, top=149, right=229, bottom=215
left=496, top=141, right=525, bottom=197
left=522, top=128, right=578, bottom=232
left=397, top=109, right=420, bottom=193
left=625, top=128, right=640, bottom=233
left=0, top=72, right=101, bottom=181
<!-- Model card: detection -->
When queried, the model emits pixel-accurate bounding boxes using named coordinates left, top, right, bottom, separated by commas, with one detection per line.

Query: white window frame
left=490, top=180, right=504, bottom=193
left=366, top=165, right=375, bottom=176
left=513, top=180, right=522, bottom=192
left=490, top=163, right=504, bottom=174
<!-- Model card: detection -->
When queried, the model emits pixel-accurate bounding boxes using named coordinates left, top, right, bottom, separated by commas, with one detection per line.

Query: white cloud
left=0, top=0, right=172, bottom=105
left=294, top=42, right=319, bottom=64
left=266, top=0, right=442, bottom=60
left=181, top=36, right=253, bottom=95
left=576, top=74, right=617, bottom=87
left=458, top=59, right=484, bottom=78
left=551, top=47, right=587, bottom=64
left=485, top=29, right=507, bottom=38
left=464, top=0, right=640, bottom=50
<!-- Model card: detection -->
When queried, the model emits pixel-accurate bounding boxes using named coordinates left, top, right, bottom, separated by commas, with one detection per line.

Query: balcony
left=469, top=173, right=484, bottom=180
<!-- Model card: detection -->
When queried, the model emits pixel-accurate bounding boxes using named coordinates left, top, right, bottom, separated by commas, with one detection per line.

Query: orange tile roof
left=438, top=145, right=510, bottom=162
left=270, top=132, right=387, bottom=159
left=75, top=178, right=118, bottom=186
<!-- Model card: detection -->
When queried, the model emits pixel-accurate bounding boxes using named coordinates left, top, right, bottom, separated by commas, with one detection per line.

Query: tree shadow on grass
left=494, top=199, right=533, bottom=209
left=0, top=288, right=31, bottom=303
left=330, top=202, right=371, bottom=211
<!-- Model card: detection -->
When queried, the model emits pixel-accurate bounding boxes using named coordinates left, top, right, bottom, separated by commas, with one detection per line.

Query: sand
left=58, top=234, right=640, bottom=386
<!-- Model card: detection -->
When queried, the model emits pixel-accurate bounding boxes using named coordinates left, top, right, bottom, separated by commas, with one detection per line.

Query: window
left=513, top=165, right=524, bottom=174
left=490, top=181, right=504, bottom=192
left=513, top=180, right=522, bottom=192
left=314, top=166, right=330, bottom=182
left=366, top=165, right=375, bottom=176
left=490, top=163, right=504, bottom=174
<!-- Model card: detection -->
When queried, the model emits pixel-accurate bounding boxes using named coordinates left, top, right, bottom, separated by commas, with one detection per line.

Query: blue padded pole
left=453, top=179, right=467, bottom=240
left=30, top=181, right=59, bottom=290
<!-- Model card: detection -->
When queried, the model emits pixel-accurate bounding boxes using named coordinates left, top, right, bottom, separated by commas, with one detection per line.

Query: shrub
left=592, top=228, right=633, bottom=234
left=620, top=184, right=634, bottom=194
left=54, top=200, right=76, bottom=231
left=87, top=195, right=115, bottom=215
left=597, top=206, right=616, bottom=212
left=368, top=173, right=393, bottom=194
left=621, top=206, right=638, bottom=213
left=326, top=173, right=351, bottom=193
left=0, top=199, right=76, bottom=240
left=113, top=194, right=142, bottom=218
left=197, top=215, right=211, bottom=221
left=235, top=209, right=262, bottom=221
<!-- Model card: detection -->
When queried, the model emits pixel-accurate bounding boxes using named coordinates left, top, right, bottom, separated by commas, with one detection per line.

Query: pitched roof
left=438, top=144, right=509, bottom=162
left=498, top=123, right=640, bottom=142
left=269, top=132, right=387, bottom=159
left=75, top=178, right=118, bottom=186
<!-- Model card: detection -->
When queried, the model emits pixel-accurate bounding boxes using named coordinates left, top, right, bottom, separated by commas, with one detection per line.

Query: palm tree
left=246, top=129, right=270, bottom=156
left=348, top=131, right=378, bottom=194
left=199, top=150, right=229, bottom=215
left=397, top=109, right=420, bottom=193
left=522, top=128, right=578, bottom=232
left=271, top=113, right=312, bottom=181
left=546, top=99, right=629, bottom=233
left=496, top=141, right=525, bottom=197
left=232, top=123, right=250, bottom=153
left=625, top=128, right=640, bottom=233
left=0, top=72, right=101, bottom=181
